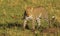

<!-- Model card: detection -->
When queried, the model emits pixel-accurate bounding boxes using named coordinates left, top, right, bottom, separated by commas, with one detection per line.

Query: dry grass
left=0, top=0, right=60, bottom=36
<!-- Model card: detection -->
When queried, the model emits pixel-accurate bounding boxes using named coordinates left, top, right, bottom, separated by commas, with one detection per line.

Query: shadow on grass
left=6, top=23, right=22, bottom=28
left=0, top=20, right=60, bottom=31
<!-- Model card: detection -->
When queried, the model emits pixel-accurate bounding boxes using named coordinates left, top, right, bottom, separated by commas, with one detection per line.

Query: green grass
left=0, top=27, right=60, bottom=36
left=0, top=0, right=60, bottom=24
left=0, top=0, right=60, bottom=36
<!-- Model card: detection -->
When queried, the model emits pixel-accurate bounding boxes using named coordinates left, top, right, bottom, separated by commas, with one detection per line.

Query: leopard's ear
left=31, top=7, right=33, bottom=12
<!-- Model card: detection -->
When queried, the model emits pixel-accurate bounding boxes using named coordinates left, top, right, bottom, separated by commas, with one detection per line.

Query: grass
left=0, top=0, right=60, bottom=36
left=0, top=0, right=60, bottom=24
left=0, top=27, right=60, bottom=36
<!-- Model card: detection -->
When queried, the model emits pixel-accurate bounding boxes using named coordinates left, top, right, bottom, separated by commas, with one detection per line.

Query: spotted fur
left=23, top=6, right=49, bottom=30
